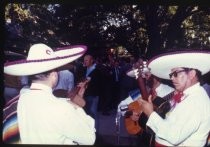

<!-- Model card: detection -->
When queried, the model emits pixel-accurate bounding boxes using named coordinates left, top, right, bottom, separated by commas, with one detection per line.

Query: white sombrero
left=148, top=51, right=210, bottom=80
left=4, top=43, right=87, bottom=76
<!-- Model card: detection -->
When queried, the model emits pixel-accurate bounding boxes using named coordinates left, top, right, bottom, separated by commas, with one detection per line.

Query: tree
left=3, top=4, right=210, bottom=58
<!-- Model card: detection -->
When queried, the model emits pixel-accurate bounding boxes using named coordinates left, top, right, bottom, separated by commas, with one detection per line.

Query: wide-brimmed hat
left=4, top=43, right=87, bottom=76
left=148, top=51, right=210, bottom=80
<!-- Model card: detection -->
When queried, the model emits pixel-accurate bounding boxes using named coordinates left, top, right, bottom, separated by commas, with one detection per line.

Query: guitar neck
left=67, top=87, right=79, bottom=100
left=137, top=76, right=149, bottom=100
left=68, top=78, right=89, bottom=100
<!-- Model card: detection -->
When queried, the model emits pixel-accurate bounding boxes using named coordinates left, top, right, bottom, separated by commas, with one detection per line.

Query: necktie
left=173, top=92, right=184, bottom=103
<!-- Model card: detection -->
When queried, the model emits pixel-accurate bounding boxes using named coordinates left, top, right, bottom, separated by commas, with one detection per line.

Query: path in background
left=96, top=109, right=139, bottom=145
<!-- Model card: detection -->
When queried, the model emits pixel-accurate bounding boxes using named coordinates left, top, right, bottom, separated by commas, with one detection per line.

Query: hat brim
left=4, top=45, right=87, bottom=76
left=148, top=51, right=210, bottom=80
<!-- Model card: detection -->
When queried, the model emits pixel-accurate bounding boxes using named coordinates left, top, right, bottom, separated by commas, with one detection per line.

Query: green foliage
left=4, top=4, right=210, bottom=58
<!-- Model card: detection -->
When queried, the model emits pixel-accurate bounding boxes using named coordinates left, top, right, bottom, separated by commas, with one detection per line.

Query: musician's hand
left=130, top=111, right=140, bottom=121
left=138, top=95, right=154, bottom=117
left=77, top=81, right=87, bottom=97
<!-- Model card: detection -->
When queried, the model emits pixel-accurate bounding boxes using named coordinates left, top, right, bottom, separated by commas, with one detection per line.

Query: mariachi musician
left=3, top=43, right=96, bottom=145
left=139, top=51, right=210, bottom=146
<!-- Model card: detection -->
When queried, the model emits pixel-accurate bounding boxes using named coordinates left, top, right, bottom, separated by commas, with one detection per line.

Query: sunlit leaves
left=4, top=4, right=210, bottom=57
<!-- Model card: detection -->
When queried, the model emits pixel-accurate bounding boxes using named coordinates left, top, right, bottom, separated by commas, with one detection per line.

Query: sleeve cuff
left=146, top=111, right=162, bottom=132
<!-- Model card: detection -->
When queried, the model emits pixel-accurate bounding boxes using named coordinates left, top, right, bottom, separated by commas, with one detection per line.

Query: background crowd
left=4, top=49, right=210, bottom=117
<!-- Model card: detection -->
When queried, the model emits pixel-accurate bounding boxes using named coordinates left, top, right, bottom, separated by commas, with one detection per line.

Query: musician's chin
left=173, top=83, right=181, bottom=89
left=173, top=82, right=178, bottom=85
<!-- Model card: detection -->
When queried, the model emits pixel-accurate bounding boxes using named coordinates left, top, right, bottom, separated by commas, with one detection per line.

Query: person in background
left=119, top=57, right=138, bottom=102
left=83, top=54, right=101, bottom=134
left=4, top=74, right=29, bottom=104
left=201, top=71, right=210, bottom=98
left=110, top=59, right=122, bottom=110
left=118, top=60, right=174, bottom=146
left=97, top=56, right=113, bottom=115
left=4, top=74, right=22, bottom=104
left=3, top=43, right=96, bottom=145
left=139, top=51, right=210, bottom=146
left=54, top=67, right=74, bottom=92
left=20, top=76, right=29, bottom=88
left=122, top=57, right=174, bottom=112
left=4, top=52, right=27, bottom=105
left=53, top=63, right=75, bottom=98
left=203, top=83, right=210, bottom=98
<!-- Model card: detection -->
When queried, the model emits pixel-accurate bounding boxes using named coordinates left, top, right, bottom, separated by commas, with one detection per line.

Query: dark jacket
left=84, top=65, right=101, bottom=97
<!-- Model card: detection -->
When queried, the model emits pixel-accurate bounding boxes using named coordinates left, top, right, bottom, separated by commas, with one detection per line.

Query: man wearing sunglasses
left=138, top=51, right=210, bottom=146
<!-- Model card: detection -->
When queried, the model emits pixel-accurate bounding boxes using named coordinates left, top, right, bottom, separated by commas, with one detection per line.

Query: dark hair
left=28, top=69, right=56, bottom=82
left=195, top=69, right=202, bottom=82
left=183, top=68, right=202, bottom=82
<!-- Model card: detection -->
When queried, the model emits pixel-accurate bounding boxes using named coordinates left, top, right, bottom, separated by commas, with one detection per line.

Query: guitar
left=53, top=78, right=90, bottom=107
left=124, top=61, right=150, bottom=135
left=124, top=61, right=173, bottom=135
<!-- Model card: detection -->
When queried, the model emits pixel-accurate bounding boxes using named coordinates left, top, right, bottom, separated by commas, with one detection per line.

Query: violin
left=53, top=78, right=90, bottom=107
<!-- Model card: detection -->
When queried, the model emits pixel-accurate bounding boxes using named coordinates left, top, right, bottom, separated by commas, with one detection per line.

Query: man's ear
left=52, top=70, right=58, bottom=76
left=47, top=70, right=58, bottom=78
left=189, top=69, right=196, bottom=80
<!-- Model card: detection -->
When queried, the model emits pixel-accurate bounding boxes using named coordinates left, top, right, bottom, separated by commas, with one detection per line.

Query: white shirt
left=86, top=63, right=96, bottom=77
left=54, top=70, right=74, bottom=92
left=17, top=83, right=96, bottom=145
left=147, top=83, right=210, bottom=146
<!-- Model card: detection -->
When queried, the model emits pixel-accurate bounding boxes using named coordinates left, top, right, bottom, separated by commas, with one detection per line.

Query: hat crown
left=4, top=43, right=87, bottom=76
left=27, top=43, right=57, bottom=60
left=148, top=51, right=210, bottom=79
